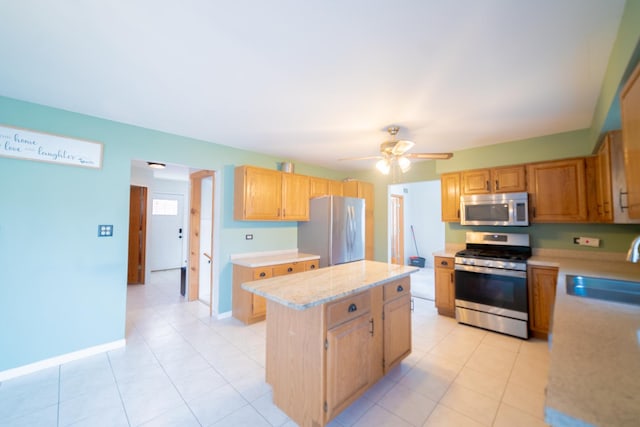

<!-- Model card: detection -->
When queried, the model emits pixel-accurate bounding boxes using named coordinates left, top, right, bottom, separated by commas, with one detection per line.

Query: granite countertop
left=432, top=244, right=464, bottom=259
left=230, top=250, right=319, bottom=268
left=530, top=251, right=640, bottom=427
left=241, top=260, right=418, bottom=310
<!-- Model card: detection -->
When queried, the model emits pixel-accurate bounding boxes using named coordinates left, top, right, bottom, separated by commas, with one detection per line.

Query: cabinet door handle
left=440, top=260, right=448, bottom=266
left=411, top=298, right=414, bottom=312
left=309, top=264, right=316, bottom=269
left=397, top=285, right=404, bottom=292
left=369, top=318, right=374, bottom=336
left=620, top=190, right=629, bottom=212
left=495, top=180, right=499, bottom=191
left=287, top=267, right=293, bottom=273
left=259, top=272, right=266, bottom=278
left=348, top=303, right=357, bottom=312
left=450, top=272, right=453, bottom=282
left=486, top=180, right=490, bottom=191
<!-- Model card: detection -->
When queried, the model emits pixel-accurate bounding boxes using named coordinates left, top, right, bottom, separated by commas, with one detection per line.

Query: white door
left=150, top=193, right=184, bottom=271
left=199, top=177, right=213, bottom=303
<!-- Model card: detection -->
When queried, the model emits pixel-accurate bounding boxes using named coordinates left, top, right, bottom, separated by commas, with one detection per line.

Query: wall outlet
left=245, top=234, right=253, bottom=240
left=573, top=236, right=600, bottom=247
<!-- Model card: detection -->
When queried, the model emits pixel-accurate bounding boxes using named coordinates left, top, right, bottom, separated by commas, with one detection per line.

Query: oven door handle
left=455, top=264, right=526, bottom=279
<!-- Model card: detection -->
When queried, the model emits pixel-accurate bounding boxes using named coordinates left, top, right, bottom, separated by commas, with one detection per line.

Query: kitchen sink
left=566, top=275, right=640, bottom=306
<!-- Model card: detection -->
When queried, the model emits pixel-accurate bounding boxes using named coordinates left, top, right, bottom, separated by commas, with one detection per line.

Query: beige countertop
left=432, top=244, right=464, bottom=259
left=530, top=251, right=640, bottom=427
left=230, top=250, right=319, bottom=268
left=241, top=260, right=418, bottom=310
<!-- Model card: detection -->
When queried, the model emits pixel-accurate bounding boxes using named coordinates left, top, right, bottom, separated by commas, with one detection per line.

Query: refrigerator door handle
left=346, top=206, right=352, bottom=257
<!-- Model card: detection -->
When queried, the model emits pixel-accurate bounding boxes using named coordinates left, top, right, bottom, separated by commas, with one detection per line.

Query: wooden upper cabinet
left=309, top=177, right=344, bottom=198
left=595, top=136, right=613, bottom=222
left=493, top=166, right=527, bottom=193
left=621, top=61, right=640, bottom=219
left=309, top=177, right=329, bottom=198
left=234, top=166, right=282, bottom=220
left=526, top=158, right=588, bottom=222
left=329, top=180, right=344, bottom=196
left=282, top=173, right=309, bottom=220
left=462, top=169, right=491, bottom=194
left=234, top=165, right=309, bottom=221
left=440, top=172, right=461, bottom=222
left=462, top=166, right=526, bottom=195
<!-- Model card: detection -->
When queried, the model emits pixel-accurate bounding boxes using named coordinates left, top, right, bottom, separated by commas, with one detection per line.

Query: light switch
left=98, top=224, right=113, bottom=237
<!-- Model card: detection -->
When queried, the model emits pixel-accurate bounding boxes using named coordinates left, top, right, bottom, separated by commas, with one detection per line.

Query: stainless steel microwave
left=460, top=192, right=529, bottom=226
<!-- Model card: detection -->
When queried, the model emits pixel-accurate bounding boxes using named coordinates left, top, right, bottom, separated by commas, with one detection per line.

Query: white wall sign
left=0, top=124, right=103, bottom=169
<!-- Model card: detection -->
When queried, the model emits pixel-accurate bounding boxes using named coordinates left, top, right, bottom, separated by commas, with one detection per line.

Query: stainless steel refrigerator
left=298, top=195, right=365, bottom=268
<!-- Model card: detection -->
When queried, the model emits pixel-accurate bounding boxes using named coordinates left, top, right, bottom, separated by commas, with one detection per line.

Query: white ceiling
left=0, top=1, right=627, bottom=171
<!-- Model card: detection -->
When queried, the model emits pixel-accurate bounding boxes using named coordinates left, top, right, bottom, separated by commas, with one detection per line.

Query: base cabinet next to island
left=264, top=275, right=412, bottom=427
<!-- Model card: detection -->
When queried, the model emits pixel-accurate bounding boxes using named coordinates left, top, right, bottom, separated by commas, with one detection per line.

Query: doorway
left=128, top=161, right=218, bottom=315
left=388, top=180, right=444, bottom=301
left=390, top=194, right=404, bottom=265
left=188, top=170, right=216, bottom=315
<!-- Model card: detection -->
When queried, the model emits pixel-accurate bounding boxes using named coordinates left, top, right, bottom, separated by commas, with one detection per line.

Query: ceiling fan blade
left=339, top=155, right=384, bottom=161
left=405, top=152, right=454, bottom=160
left=390, top=140, right=415, bottom=155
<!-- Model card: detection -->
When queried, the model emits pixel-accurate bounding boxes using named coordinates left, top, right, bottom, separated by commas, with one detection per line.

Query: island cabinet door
left=325, top=313, right=373, bottom=422
left=383, top=293, right=412, bottom=372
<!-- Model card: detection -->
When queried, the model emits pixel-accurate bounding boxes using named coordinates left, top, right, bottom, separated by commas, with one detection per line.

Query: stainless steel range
left=454, top=232, right=531, bottom=339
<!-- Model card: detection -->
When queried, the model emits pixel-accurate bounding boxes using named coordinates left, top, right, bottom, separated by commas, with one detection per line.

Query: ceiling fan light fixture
left=376, top=158, right=391, bottom=175
left=397, top=156, right=411, bottom=173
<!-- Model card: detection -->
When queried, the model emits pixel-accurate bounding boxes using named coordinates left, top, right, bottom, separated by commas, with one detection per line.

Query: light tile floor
left=0, top=270, right=550, bottom=426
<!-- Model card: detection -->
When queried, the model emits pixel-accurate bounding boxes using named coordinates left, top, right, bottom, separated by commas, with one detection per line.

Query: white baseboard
left=0, top=339, right=126, bottom=382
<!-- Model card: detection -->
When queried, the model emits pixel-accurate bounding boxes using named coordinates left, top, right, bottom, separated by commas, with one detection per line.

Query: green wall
left=0, top=96, right=346, bottom=372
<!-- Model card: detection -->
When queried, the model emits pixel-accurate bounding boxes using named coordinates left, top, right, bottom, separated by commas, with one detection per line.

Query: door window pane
left=152, top=199, right=178, bottom=216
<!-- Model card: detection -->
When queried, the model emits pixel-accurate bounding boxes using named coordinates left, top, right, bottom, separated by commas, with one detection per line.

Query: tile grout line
left=106, top=347, right=132, bottom=426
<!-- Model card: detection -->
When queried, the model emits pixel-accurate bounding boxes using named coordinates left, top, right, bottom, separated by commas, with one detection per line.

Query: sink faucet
left=627, top=235, right=640, bottom=263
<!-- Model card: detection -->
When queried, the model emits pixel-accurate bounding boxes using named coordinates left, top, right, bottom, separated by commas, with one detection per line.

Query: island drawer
left=326, top=290, right=371, bottom=329
left=383, top=276, right=410, bottom=301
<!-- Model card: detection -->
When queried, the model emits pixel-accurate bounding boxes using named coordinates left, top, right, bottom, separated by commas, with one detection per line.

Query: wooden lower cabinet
left=434, top=256, right=455, bottom=317
left=383, top=278, right=412, bottom=371
left=528, top=265, right=559, bottom=339
left=232, top=259, right=318, bottom=324
left=265, top=276, right=411, bottom=426
left=326, top=311, right=373, bottom=420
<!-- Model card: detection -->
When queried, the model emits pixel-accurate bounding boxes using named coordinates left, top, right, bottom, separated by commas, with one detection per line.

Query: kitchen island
left=242, top=260, right=418, bottom=427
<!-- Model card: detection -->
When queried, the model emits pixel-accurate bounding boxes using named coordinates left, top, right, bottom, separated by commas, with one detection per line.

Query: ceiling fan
left=342, top=126, right=453, bottom=175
